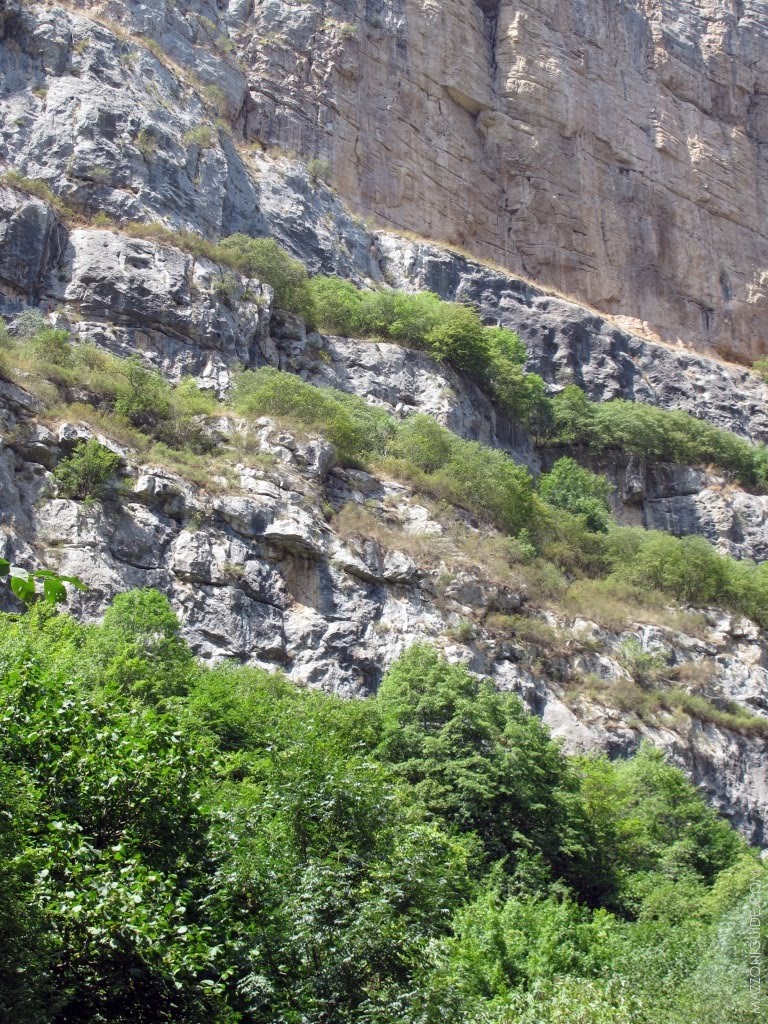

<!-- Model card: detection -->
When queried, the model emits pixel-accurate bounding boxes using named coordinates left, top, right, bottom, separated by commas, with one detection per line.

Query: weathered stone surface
left=47, top=228, right=272, bottom=377
left=0, top=186, right=63, bottom=303
left=6, top=2, right=768, bottom=361
left=380, top=235, right=768, bottom=442
left=84, top=0, right=768, bottom=361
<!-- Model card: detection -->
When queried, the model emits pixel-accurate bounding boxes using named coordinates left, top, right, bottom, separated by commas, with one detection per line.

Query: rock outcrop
left=55, top=0, right=768, bottom=362
left=4, top=2, right=768, bottom=360
left=0, top=2, right=767, bottom=845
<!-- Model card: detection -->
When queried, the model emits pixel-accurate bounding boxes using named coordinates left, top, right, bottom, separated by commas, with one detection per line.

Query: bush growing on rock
left=232, top=366, right=395, bottom=464
left=545, top=385, right=768, bottom=490
left=113, top=357, right=174, bottom=433
left=216, top=234, right=313, bottom=318
left=29, top=328, right=72, bottom=366
left=538, top=457, right=614, bottom=532
left=385, top=412, right=538, bottom=535
left=307, top=276, right=362, bottom=333
left=53, top=439, right=121, bottom=501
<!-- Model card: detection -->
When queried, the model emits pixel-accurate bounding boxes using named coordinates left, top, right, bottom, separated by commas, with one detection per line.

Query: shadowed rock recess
left=0, top=1, right=767, bottom=846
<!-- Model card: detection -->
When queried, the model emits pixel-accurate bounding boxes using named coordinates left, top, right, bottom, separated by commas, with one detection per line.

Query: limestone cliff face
left=236, top=0, right=768, bottom=361
left=9, top=0, right=768, bottom=358
left=1, top=2, right=767, bottom=841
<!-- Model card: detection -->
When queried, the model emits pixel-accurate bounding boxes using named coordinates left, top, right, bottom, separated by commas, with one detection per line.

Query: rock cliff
left=0, top=1, right=767, bottom=845
left=52, top=0, right=768, bottom=362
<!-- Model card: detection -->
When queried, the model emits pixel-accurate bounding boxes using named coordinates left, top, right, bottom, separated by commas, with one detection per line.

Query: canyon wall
left=236, top=0, right=768, bottom=361
left=1, top=3, right=767, bottom=837
left=15, top=0, right=767, bottom=360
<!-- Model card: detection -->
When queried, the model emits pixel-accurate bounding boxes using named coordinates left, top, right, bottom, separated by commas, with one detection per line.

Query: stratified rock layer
left=0, top=3, right=766, bottom=843
left=211, top=0, right=768, bottom=360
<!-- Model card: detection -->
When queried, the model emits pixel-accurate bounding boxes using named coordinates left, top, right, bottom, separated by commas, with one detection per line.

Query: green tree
left=85, top=589, right=197, bottom=701
left=375, top=646, right=595, bottom=887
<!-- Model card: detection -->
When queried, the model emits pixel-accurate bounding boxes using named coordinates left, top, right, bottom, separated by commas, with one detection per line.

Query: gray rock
left=379, top=234, right=768, bottom=443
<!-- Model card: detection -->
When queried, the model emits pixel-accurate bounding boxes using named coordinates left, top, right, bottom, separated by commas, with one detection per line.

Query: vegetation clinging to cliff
left=232, top=368, right=768, bottom=629
left=3, top=315, right=768, bottom=629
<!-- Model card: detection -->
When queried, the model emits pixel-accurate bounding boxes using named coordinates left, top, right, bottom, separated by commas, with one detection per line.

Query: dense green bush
left=232, top=366, right=395, bottom=464
left=601, top=528, right=768, bottom=626
left=232, top=371, right=536, bottom=534
left=308, top=277, right=527, bottom=384
left=29, top=328, right=72, bottom=365
left=306, top=277, right=768, bottom=485
left=0, top=326, right=217, bottom=456
left=53, top=438, right=121, bottom=500
left=86, top=589, right=197, bottom=702
left=113, top=356, right=174, bottom=432
left=1, top=600, right=764, bottom=1023
left=538, top=457, right=614, bottom=532
left=386, top=414, right=535, bottom=535
left=112, top=360, right=215, bottom=451
left=229, top=369, right=768, bottom=624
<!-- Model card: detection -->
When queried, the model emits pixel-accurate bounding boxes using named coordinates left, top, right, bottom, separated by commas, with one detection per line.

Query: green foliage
left=602, top=528, right=768, bottom=626
left=0, top=171, right=74, bottom=217
left=4, top=310, right=766, bottom=626
left=579, top=746, right=743, bottom=909
left=0, top=639, right=225, bottom=1021
left=307, top=278, right=526, bottom=387
left=12, top=309, right=48, bottom=338
left=53, top=438, right=121, bottom=500
left=753, top=355, right=768, bottom=382
left=0, top=602, right=764, bottom=1024
left=375, top=645, right=595, bottom=891
left=183, top=125, right=216, bottom=149
left=538, top=457, right=614, bottom=532
left=306, top=157, right=332, bottom=183
left=216, top=234, right=313, bottom=317
left=307, top=276, right=765, bottom=492
left=547, top=384, right=768, bottom=490
left=113, top=356, right=174, bottom=432
left=421, top=301, right=490, bottom=377
left=205, top=682, right=472, bottom=1023
left=0, top=326, right=218, bottom=457
left=29, top=328, right=72, bottom=365
left=0, top=762, right=48, bottom=1023
left=616, top=637, right=668, bottom=686
left=232, top=366, right=395, bottom=464
left=306, top=275, right=362, bottom=334
left=0, top=560, right=86, bottom=607
left=232, top=369, right=536, bottom=534
left=86, top=589, right=197, bottom=701
left=387, top=413, right=454, bottom=473
left=135, top=127, right=157, bottom=159
left=386, top=415, right=535, bottom=535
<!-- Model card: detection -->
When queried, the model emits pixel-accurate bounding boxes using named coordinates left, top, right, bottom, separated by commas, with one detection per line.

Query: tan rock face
left=238, top=0, right=768, bottom=362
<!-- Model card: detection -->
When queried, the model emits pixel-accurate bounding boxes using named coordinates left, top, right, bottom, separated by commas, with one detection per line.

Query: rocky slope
left=4, top=0, right=768, bottom=360
left=46, top=0, right=768, bottom=363
left=0, top=1, right=767, bottom=845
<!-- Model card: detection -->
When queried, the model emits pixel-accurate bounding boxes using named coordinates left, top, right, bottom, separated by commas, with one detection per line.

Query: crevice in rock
left=475, top=0, right=501, bottom=77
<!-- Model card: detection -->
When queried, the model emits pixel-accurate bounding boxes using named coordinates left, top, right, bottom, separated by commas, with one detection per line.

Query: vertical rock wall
left=237, top=0, right=768, bottom=361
